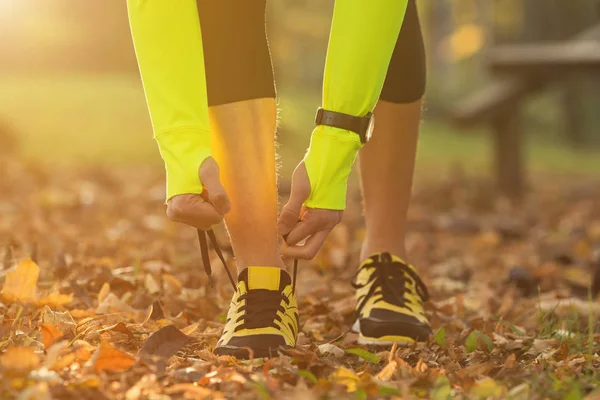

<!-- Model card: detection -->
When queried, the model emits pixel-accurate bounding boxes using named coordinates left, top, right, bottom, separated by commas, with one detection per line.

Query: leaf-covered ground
left=1, top=154, right=600, bottom=400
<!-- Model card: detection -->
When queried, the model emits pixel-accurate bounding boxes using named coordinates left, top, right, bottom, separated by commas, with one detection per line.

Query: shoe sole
left=352, top=320, right=418, bottom=346
left=214, top=345, right=291, bottom=359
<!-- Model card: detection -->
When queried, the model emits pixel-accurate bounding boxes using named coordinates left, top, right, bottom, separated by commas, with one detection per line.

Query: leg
left=209, top=100, right=282, bottom=270
left=353, top=0, right=431, bottom=346
left=359, top=99, right=422, bottom=261
left=359, top=0, right=426, bottom=261
left=197, top=0, right=283, bottom=271
left=200, top=0, right=299, bottom=359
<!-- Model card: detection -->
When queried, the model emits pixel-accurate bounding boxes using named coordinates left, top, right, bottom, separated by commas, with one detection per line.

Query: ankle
left=360, top=240, right=407, bottom=262
left=235, top=255, right=286, bottom=271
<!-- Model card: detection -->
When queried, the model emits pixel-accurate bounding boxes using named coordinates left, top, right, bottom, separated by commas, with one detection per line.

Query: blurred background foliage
left=0, top=0, right=599, bottom=176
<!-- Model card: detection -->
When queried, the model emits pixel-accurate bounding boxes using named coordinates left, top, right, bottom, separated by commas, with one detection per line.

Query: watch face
left=365, top=114, right=375, bottom=143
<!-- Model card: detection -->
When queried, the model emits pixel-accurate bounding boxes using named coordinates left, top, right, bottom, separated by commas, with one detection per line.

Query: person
left=127, top=0, right=430, bottom=358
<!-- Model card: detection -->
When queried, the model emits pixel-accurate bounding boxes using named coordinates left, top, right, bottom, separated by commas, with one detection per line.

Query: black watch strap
left=315, top=108, right=371, bottom=144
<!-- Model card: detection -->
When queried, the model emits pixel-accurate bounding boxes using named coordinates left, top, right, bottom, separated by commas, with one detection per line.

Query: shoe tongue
left=238, top=267, right=291, bottom=291
left=362, top=252, right=414, bottom=271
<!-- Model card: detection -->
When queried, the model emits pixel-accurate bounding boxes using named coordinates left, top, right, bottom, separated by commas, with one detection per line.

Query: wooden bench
left=451, top=23, right=600, bottom=199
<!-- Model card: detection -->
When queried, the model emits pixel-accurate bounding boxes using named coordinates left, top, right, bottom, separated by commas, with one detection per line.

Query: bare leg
left=359, top=98, right=422, bottom=261
left=209, top=98, right=284, bottom=271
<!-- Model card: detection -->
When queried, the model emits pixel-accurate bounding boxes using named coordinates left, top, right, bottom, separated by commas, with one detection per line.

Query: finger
left=285, top=216, right=323, bottom=246
left=278, top=163, right=310, bottom=236
left=283, top=229, right=330, bottom=260
left=167, top=194, right=223, bottom=230
left=199, top=157, right=231, bottom=215
left=278, top=206, right=302, bottom=239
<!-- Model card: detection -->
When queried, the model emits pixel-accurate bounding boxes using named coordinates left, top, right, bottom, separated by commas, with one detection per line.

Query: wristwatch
left=315, top=108, right=374, bottom=144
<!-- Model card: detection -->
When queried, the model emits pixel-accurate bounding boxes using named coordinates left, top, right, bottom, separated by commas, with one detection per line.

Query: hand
left=278, top=162, right=342, bottom=260
left=166, top=157, right=231, bottom=230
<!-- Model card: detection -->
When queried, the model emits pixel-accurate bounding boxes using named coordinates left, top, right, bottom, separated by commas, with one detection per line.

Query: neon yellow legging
left=128, top=0, right=408, bottom=208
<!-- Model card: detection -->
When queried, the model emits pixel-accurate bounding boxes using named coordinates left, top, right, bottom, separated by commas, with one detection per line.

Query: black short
left=197, top=0, right=425, bottom=106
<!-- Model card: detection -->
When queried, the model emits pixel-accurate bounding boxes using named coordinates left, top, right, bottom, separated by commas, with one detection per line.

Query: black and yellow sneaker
left=214, top=266, right=299, bottom=358
left=352, top=252, right=431, bottom=345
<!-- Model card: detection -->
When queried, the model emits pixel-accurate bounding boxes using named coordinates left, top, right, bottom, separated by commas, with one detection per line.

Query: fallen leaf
left=471, top=377, right=505, bottom=398
left=430, top=376, right=452, bottom=400
left=37, top=292, right=73, bottom=308
left=504, top=353, right=517, bottom=369
left=526, top=339, right=559, bottom=356
left=331, top=367, right=360, bottom=393
left=92, top=341, right=136, bottom=373
left=555, top=342, right=569, bottom=361
left=144, top=274, right=160, bottom=295
left=165, top=383, right=213, bottom=399
left=73, top=340, right=96, bottom=362
left=149, top=300, right=165, bottom=320
left=44, top=341, right=75, bottom=371
left=434, top=327, right=447, bottom=347
left=162, top=273, right=182, bottom=295
left=345, top=348, right=380, bottom=364
left=41, top=308, right=76, bottom=336
left=139, top=325, right=190, bottom=372
left=0, top=347, right=40, bottom=376
left=17, top=382, right=51, bottom=400
left=98, top=322, right=135, bottom=341
left=96, top=292, right=136, bottom=314
left=297, top=369, right=318, bottom=384
left=376, top=360, right=397, bottom=381
left=1, top=259, right=39, bottom=303
left=40, top=324, right=64, bottom=348
left=97, top=282, right=110, bottom=304
left=180, top=323, right=200, bottom=336
left=317, top=343, right=344, bottom=358
left=507, top=383, right=530, bottom=400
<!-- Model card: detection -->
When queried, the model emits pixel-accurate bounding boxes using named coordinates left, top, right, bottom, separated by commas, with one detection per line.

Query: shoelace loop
left=351, top=253, right=429, bottom=317
left=197, top=229, right=237, bottom=291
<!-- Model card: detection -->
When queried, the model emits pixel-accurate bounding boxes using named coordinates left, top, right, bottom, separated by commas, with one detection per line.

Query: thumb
left=278, top=162, right=310, bottom=236
left=199, top=157, right=231, bottom=215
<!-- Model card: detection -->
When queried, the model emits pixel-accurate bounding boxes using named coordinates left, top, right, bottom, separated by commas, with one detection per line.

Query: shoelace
left=197, top=228, right=237, bottom=291
left=351, top=253, right=429, bottom=317
left=234, top=290, right=289, bottom=331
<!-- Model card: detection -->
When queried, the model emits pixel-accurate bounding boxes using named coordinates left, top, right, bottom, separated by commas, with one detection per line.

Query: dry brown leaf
left=0, top=347, right=41, bottom=376
left=180, top=323, right=200, bottom=336
left=92, top=340, right=136, bottom=373
left=73, top=340, right=96, bottom=362
left=48, top=346, right=77, bottom=371
left=144, top=274, right=161, bottom=295
left=165, top=383, right=214, bottom=399
left=1, top=259, right=39, bottom=303
left=139, top=325, right=190, bottom=369
left=97, top=282, right=110, bottom=304
left=98, top=322, right=135, bottom=341
left=376, top=360, right=397, bottom=381
left=96, top=292, right=136, bottom=314
left=41, top=307, right=76, bottom=336
left=317, top=343, right=344, bottom=358
left=526, top=339, right=559, bottom=356
left=504, top=353, right=517, bottom=369
left=162, top=273, right=182, bottom=295
left=40, top=323, right=64, bottom=348
left=37, top=292, right=73, bottom=308
left=17, top=382, right=51, bottom=400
